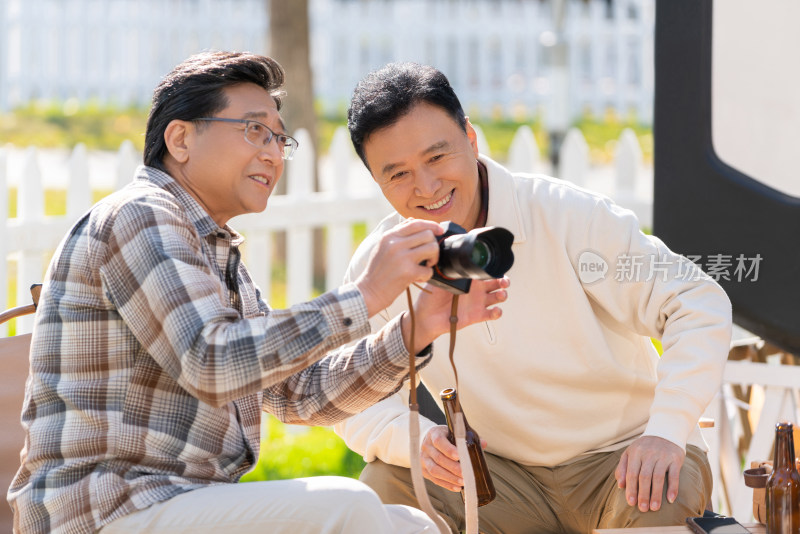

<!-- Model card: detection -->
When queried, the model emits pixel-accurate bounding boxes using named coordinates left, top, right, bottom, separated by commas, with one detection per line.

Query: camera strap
left=406, top=289, right=480, bottom=534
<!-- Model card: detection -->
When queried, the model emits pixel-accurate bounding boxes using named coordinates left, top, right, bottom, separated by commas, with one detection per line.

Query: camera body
left=429, top=221, right=515, bottom=295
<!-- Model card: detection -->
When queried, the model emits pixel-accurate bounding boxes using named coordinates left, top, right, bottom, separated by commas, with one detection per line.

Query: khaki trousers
left=100, top=476, right=437, bottom=534
left=360, top=445, right=712, bottom=534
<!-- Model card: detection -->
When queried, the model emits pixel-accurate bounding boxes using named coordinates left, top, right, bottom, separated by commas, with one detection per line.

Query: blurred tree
left=269, top=0, right=317, bottom=180
left=268, top=0, right=326, bottom=292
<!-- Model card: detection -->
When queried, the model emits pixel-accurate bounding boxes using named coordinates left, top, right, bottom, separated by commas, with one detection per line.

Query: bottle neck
left=441, top=389, right=469, bottom=431
left=774, top=424, right=796, bottom=470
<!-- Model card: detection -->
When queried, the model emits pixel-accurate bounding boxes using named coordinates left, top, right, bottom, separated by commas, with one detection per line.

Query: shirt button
left=343, top=317, right=353, bottom=327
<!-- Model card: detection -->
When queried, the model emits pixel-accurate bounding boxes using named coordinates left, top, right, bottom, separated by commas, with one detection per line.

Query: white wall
left=712, top=0, right=800, bottom=199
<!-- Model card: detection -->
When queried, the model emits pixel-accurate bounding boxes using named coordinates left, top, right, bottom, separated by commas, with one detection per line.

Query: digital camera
left=429, top=221, right=514, bottom=294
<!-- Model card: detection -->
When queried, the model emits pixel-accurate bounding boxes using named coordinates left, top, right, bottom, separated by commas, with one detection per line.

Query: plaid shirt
left=8, top=166, right=429, bottom=533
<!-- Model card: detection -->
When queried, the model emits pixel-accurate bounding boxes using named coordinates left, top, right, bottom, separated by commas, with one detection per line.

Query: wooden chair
left=0, top=284, right=41, bottom=533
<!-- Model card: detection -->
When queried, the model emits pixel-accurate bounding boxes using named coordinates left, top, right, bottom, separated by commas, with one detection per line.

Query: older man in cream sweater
left=333, top=63, right=732, bottom=534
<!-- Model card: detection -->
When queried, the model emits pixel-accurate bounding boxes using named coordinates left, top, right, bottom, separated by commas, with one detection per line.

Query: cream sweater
left=334, top=156, right=732, bottom=468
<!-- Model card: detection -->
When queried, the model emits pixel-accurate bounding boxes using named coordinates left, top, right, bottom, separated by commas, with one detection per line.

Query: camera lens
left=470, top=241, right=492, bottom=269
left=430, top=221, right=514, bottom=294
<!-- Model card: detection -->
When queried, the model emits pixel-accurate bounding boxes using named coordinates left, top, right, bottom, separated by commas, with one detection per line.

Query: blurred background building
left=0, top=0, right=654, bottom=124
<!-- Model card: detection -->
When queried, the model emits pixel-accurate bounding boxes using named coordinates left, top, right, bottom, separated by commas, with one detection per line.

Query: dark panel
left=654, top=0, right=800, bottom=352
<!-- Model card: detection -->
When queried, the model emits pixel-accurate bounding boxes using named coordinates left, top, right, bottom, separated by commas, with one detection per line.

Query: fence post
left=325, top=127, right=354, bottom=291
left=67, top=143, right=92, bottom=222
left=286, top=128, right=314, bottom=306
left=17, top=147, right=45, bottom=334
left=0, top=147, right=7, bottom=335
left=612, top=128, right=652, bottom=228
left=558, top=127, right=589, bottom=186
left=243, top=230, right=272, bottom=304
left=242, top=147, right=272, bottom=301
left=614, top=128, right=642, bottom=196
left=507, top=125, right=541, bottom=174
left=116, top=140, right=139, bottom=191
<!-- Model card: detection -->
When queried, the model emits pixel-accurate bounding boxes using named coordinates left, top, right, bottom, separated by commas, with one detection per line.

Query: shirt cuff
left=642, top=411, right=693, bottom=452
left=320, top=282, right=370, bottom=337
left=381, top=313, right=434, bottom=369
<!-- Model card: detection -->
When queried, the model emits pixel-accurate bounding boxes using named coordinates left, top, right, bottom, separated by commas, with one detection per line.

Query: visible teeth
left=424, top=192, right=452, bottom=210
left=250, top=175, right=268, bottom=185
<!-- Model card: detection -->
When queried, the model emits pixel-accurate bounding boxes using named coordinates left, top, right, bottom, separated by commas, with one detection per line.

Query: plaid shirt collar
left=134, top=166, right=245, bottom=246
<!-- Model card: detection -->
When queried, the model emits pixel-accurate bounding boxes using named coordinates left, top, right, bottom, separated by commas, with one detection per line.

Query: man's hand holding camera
left=354, top=218, right=443, bottom=317
left=354, top=218, right=510, bottom=355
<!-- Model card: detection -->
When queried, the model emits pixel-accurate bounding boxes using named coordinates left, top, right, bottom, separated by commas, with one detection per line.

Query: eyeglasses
left=193, top=117, right=299, bottom=160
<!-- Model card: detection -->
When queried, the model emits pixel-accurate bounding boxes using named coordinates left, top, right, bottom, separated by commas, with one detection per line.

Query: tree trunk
left=268, top=0, right=317, bottom=179
left=268, top=0, right=325, bottom=295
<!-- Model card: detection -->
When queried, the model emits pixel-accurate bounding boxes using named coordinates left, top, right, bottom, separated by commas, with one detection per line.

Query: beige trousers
left=360, top=445, right=713, bottom=534
left=100, top=476, right=437, bottom=534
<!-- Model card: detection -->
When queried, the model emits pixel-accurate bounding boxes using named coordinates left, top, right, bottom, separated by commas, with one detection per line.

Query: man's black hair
left=144, top=51, right=285, bottom=171
left=347, top=62, right=467, bottom=170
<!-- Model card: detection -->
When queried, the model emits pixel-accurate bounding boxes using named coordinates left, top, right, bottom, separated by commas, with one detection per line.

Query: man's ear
left=164, top=119, right=192, bottom=164
left=464, top=116, right=480, bottom=158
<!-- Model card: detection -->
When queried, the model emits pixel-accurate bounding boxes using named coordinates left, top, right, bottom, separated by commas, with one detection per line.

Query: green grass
left=473, top=118, right=549, bottom=162
left=1, top=102, right=650, bottom=163
left=2, top=100, right=149, bottom=152
left=318, top=114, right=348, bottom=155
left=573, top=109, right=653, bottom=165
left=240, top=415, right=365, bottom=482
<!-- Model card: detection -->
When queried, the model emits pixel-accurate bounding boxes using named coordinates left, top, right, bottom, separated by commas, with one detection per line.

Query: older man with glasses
left=7, top=52, right=509, bottom=534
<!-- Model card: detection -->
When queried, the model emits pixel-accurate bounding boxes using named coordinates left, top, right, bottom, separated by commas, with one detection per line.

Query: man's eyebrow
left=422, top=140, right=450, bottom=155
left=380, top=140, right=451, bottom=177
left=380, top=161, right=403, bottom=177
left=242, top=111, right=287, bottom=133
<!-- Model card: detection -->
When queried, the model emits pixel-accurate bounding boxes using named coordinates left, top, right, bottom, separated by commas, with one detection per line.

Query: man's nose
left=258, top=137, right=283, bottom=164
left=414, top=168, right=441, bottom=197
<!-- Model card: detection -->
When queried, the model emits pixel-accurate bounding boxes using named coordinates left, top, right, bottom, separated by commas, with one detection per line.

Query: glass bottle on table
left=440, top=387, right=496, bottom=506
left=766, top=421, right=800, bottom=534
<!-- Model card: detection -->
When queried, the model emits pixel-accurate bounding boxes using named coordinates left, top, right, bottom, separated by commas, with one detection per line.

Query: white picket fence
left=1, top=128, right=388, bottom=335
left=1, top=123, right=652, bottom=335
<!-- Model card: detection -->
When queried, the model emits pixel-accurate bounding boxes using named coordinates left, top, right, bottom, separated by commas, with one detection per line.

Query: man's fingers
left=454, top=277, right=509, bottom=325
left=636, top=457, right=656, bottom=512
left=421, top=428, right=463, bottom=492
left=421, top=453, right=463, bottom=492
left=395, top=218, right=444, bottom=237
left=647, top=459, right=669, bottom=511
left=666, top=460, right=681, bottom=504
left=422, top=428, right=460, bottom=469
left=616, top=451, right=628, bottom=488
left=382, top=229, right=439, bottom=268
left=485, top=289, right=507, bottom=307
left=625, top=455, right=641, bottom=507
left=429, top=429, right=459, bottom=461
left=618, top=436, right=686, bottom=512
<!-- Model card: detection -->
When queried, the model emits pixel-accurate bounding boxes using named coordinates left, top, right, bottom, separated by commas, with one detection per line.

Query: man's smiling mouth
left=249, top=174, right=270, bottom=187
left=423, top=190, right=453, bottom=210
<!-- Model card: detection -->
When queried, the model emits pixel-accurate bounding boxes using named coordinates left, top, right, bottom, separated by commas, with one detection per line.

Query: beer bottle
left=766, top=421, right=800, bottom=534
left=440, top=387, right=496, bottom=506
